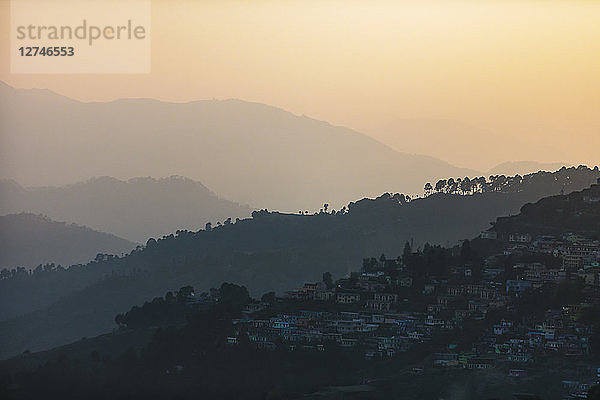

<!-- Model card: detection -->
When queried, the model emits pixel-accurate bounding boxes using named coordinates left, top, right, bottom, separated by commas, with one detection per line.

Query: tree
left=323, top=203, right=329, bottom=213
left=176, top=285, right=195, bottom=301
left=261, top=291, right=276, bottom=303
left=322, top=272, right=334, bottom=289
left=362, top=257, right=377, bottom=272
left=402, top=241, right=412, bottom=266
left=435, top=179, right=447, bottom=193
left=219, top=283, right=250, bottom=310
left=424, top=182, right=433, bottom=196
left=446, top=178, right=456, bottom=193
left=114, top=313, right=125, bottom=327
left=460, top=177, right=472, bottom=194
left=460, top=239, right=472, bottom=262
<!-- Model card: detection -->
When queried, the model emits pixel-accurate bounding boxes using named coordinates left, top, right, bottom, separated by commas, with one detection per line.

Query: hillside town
left=219, top=183, right=600, bottom=399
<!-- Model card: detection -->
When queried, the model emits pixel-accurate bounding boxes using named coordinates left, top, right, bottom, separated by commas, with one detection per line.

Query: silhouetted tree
left=219, top=283, right=250, bottom=310
left=261, top=291, right=276, bottom=303
left=322, top=272, right=334, bottom=289
left=402, top=241, right=412, bottom=266
left=424, top=182, right=433, bottom=196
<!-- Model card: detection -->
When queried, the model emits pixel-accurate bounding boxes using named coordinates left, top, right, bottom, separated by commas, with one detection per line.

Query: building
left=506, top=280, right=532, bottom=295
left=481, top=230, right=498, bottom=240
left=433, top=353, right=459, bottom=367
left=336, top=292, right=361, bottom=304
left=509, top=233, right=532, bottom=243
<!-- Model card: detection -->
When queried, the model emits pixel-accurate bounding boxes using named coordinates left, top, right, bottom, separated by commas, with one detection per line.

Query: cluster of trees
left=114, top=286, right=196, bottom=329
left=114, top=283, right=251, bottom=329
left=361, top=240, right=478, bottom=281
left=0, top=262, right=82, bottom=280
left=0, top=253, right=122, bottom=282
left=424, top=165, right=600, bottom=197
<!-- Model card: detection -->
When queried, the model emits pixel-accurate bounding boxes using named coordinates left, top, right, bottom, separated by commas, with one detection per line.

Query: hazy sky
left=1, top=0, right=599, bottom=170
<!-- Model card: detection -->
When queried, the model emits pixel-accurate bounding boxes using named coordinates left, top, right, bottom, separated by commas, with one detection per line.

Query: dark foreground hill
left=0, top=213, right=136, bottom=270
left=0, top=167, right=598, bottom=359
left=0, top=176, right=252, bottom=242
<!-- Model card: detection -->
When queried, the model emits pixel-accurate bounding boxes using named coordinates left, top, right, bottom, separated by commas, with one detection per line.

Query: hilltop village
left=5, top=177, right=600, bottom=400
left=202, top=180, right=600, bottom=399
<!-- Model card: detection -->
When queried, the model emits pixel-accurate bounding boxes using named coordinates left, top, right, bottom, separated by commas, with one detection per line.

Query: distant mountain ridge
left=487, top=161, right=570, bottom=177
left=372, top=119, right=565, bottom=172
left=0, top=213, right=136, bottom=269
left=0, top=176, right=252, bottom=242
left=0, top=82, right=477, bottom=211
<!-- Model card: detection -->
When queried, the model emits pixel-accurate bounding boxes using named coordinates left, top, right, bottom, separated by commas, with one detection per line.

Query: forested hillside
left=0, top=167, right=598, bottom=359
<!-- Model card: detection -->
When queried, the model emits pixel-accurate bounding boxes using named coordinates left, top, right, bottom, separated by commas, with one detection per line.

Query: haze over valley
left=0, top=213, right=136, bottom=269
left=0, top=175, right=251, bottom=243
left=0, top=82, right=480, bottom=212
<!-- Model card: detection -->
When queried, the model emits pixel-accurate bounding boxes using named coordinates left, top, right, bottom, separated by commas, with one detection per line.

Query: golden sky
left=1, top=0, right=599, bottom=170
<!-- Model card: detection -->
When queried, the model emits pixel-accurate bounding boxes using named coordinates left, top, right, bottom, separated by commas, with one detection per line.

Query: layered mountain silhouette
left=371, top=119, right=565, bottom=171
left=0, top=82, right=477, bottom=211
left=487, top=161, right=568, bottom=176
left=0, top=167, right=597, bottom=359
left=0, top=213, right=136, bottom=269
left=4, top=175, right=600, bottom=400
left=0, top=176, right=251, bottom=242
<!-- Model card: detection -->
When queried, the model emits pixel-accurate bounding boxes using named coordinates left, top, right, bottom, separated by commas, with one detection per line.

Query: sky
left=1, top=0, right=599, bottom=171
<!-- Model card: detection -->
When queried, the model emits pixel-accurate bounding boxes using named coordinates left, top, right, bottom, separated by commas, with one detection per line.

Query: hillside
left=0, top=82, right=476, bottom=211
left=0, top=167, right=597, bottom=358
left=0, top=213, right=136, bottom=269
left=0, top=176, right=252, bottom=242
left=491, top=178, right=600, bottom=238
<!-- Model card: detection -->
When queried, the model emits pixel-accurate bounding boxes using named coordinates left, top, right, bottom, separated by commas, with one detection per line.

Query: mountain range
left=0, top=176, right=251, bottom=242
left=0, top=81, right=478, bottom=211
left=0, top=213, right=136, bottom=269
left=371, top=118, right=567, bottom=172
left=487, top=161, right=568, bottom=176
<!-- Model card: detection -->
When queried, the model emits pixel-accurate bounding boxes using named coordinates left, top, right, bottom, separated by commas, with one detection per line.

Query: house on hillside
left=509, top=233, right=532, bottom=243
left=336, top=292, right=362, bottom=304
left=480, top=230, right=498, bottom=240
